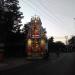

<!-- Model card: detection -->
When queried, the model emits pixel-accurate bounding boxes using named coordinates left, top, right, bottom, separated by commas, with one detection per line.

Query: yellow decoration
left=28, top=39, right=32, bottom=46
left=41, top=39, right=45, bottom=45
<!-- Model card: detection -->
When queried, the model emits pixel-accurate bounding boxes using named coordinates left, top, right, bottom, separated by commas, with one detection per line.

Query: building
left=24, top=16, right=48, bottom=59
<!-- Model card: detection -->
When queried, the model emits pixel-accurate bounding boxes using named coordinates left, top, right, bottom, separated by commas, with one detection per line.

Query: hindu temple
left=25, top=16, right=48, bottom=59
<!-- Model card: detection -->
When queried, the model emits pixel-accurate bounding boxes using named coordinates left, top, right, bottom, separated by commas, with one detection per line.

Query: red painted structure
left=25, top=16, right=48, bottom=59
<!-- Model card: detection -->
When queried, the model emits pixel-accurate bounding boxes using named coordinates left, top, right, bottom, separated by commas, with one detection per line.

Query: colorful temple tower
left=25, top=16, right=48, bottom=59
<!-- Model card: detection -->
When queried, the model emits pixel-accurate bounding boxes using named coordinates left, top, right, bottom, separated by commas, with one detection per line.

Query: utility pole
left=65, top=36, right=68, bottom=52
left=65, top=36, right=68, bottom=45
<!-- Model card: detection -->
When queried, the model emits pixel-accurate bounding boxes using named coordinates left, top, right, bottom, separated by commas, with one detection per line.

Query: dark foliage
left=48, top=37, right=66, bottom=53
left=67, top=36, right=75, bottom=52
left=0, top=0, right=25, bottom=58
left=55, top=41, right=66, bottom=53
left=48, top=37, right=55, bottom=52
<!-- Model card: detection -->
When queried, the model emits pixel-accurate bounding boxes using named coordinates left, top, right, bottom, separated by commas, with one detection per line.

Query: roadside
left=0, top=52, right=65, bottom=71
left=0, top=57, right=31, bottom=71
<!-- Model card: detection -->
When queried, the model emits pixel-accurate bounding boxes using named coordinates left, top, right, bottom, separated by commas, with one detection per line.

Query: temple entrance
left=31, top=39, right=42, bottom=58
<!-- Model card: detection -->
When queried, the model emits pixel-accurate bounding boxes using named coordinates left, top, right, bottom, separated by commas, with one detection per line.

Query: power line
left=45, top=0, right=65, bottom=22
left=21, top=0, right=75, bottom=38
left=21, top=0, right=59, bottom=25
left=27, top=0, right=60, bottom=25
left=28, top=0, right=64, bottom=25
left=40, top=0, right=64, bottom=24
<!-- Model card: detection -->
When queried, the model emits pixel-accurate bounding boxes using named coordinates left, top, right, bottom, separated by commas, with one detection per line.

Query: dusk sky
left=19, top=0, right=75, bottom=43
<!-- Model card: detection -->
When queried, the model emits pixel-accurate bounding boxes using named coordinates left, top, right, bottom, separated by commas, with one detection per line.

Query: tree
left=4, top=0, right=23, bottom=33
left=3, top=0, right=24, bottom=57
left=55, top=41, right=66, bottom=53
left=68, top=36, right=75, bottom=45
left=68, top=36, right=75, bottom=52
left=0, top=0, right=5, bottom=42
left=48, top=36, right=55, bottom=52
left=48, top=37, right=54, bottom=42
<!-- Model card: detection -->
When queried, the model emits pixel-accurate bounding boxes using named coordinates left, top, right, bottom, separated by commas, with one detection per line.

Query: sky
left=19, top=0, right=75, bottom=43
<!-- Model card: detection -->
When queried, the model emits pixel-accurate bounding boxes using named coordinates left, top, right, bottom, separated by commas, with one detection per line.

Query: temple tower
left=25, top=16, right=48, bottom=59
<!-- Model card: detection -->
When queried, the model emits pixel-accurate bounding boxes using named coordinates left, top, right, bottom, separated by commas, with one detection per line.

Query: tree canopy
left=68, top=36, right=75, bottom=45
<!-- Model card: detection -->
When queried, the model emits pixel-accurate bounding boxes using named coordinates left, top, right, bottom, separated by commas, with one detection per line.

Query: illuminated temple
left=25, top=16, right=48, bottom=59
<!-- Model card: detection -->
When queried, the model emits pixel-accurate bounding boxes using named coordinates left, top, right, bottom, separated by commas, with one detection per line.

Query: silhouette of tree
left=4, top=0, right=23, bottom=33
left=3, top=0, right=24, bottom=57
left=68, top=36, right=75, bottom=45
left=48, top=36, right=55, bottom=52
left=0, top=0, right=5, bottom=42
left=55, top=41, right=66, bottom=53
left=48, top=37, right=54, bottom=42
left=48, top=36, right=66, bottom=54
left=68, top=36, right=75, bottom=52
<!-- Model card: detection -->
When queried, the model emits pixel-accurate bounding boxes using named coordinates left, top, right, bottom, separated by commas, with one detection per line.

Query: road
left=0, top=52, right=75, bottom=75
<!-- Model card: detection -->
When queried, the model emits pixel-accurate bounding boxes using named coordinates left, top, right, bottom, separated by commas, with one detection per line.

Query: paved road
left=1, top=53, right=75, bottom=75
